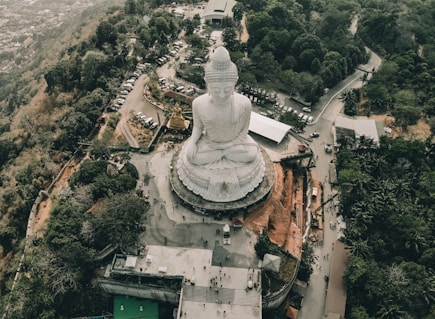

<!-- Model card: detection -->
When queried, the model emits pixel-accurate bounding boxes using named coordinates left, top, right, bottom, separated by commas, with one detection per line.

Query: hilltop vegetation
left=338, top=137, right=435, bottom=319
left=0, top=0, right=434, bottom=318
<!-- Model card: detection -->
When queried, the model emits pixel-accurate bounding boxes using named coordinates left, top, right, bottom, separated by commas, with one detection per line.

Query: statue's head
left=204, top=46, right=238, bottom=86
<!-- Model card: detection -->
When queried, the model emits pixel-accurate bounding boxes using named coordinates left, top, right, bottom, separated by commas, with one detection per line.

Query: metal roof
left=334, top=115, right=380, bottom=145
left=203, top=0, right=236, bottom=18
left=249, top=111, right=291, bottom=144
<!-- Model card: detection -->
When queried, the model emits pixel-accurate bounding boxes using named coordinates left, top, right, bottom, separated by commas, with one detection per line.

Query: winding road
left=298, top=48, right=382, bottom=319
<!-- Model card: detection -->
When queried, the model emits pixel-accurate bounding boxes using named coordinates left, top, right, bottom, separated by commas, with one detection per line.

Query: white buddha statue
left=177, top=46, right=265, bottom=202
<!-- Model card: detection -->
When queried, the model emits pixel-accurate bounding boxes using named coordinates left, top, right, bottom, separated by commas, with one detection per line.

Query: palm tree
left=392, top=157, right=412, bottom=176
left=405, top=231, right=429, bottom=255
left=422, top=271, right=435, bottom=306
left=349, top=201, right=374, bottom=232
left=390, top=177, right=411, bottom=198
left=346, top=238, right=372, bottom=259
left=376, top=301, right=405, bottom=319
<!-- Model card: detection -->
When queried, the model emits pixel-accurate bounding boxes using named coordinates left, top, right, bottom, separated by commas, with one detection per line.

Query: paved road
left=298, top=49, right=381, bottom=319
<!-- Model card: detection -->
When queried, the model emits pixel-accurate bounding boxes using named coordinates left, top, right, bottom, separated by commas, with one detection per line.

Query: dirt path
left=240, top=14, right=249, bottom=43
left=32, top=165, right=77, bottom=236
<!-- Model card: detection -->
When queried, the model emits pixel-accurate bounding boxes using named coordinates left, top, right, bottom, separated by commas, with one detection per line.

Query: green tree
left=298, top=242, right=315, bottom=282
left=125, top=0, right=137, bottom=14
left=96, top=20, right=118, bottom=48
left=222, top=27, right=241, bottom=52
left=80, top=50, right=109, bottom=91
left=291, top=33, right=323, bottom=72
left=69, top=160, right=108, bottom=187
left=94, top=193, right=149, bottom=249
left=391, top=105, right=421, bottom=129
left=232, top=2, right=244, bottom=24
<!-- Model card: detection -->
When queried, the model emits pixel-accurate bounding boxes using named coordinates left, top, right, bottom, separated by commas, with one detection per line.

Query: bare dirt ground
left=240, top=14, right=249, bottom=43
left=244, top=164, right=304, bottom=258
left=367, top=114, right=432, bottom=140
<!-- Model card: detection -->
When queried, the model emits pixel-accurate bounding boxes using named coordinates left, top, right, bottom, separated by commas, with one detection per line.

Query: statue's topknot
left=204, top=46, right=238, bottom=84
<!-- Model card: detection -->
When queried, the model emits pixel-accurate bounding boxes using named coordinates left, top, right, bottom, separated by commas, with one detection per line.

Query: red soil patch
left=245, top=164, right=304, bottom=258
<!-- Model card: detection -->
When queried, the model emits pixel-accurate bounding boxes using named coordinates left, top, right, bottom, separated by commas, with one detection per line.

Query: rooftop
left=249, top=112, right=292, bottom=144
left=111, top=245, right=262, bottom=319
left=334, top=115, right=381, bottom=146
left=203, top=0, right=237, bottom=18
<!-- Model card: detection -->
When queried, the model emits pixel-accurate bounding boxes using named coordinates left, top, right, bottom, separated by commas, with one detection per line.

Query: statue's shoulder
left=234, top=92, right=251, bottom=108
left=192, top=94, right=209, bottom=109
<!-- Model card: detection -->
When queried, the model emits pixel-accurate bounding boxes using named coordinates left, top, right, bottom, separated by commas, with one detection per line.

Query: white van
left=302, top=114, right=309, bottom=122
left=122, top=84, right=133, bottom=91
left=144, top=117, right=154, bottom=126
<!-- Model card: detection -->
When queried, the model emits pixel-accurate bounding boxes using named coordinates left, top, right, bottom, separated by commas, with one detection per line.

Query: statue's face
left=208, top=82, right=234, bottom=105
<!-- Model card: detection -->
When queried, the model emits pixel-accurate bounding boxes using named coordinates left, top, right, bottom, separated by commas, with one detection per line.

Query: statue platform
left=169, top=147, right=275, bottom=215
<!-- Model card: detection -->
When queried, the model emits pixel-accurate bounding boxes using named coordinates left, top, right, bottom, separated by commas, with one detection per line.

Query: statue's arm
left=185, top=101, right=203, bottom=161
left=233, top=98, right=251, bottom=143
left=189, top=101, right=203, bottom=144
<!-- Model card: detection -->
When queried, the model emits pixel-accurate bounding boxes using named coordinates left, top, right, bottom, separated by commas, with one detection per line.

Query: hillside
left=0, top=0, right=434, bottom=318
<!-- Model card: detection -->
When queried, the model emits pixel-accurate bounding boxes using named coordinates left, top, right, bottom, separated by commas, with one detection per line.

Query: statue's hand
left=212, top=142, right=234, bottom=150
left=185, top=139, right=197, bottom=162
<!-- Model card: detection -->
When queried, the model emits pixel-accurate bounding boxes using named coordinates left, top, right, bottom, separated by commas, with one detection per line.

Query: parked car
left=143, top=117, right=154, bottom=127
left=302, top=107, right=312, bottom=113
left=310, top=131, right=320, bottom=138
left=122, top=84, right=133, bottom=91
left=324, top=143, right=333, bottom=153
left=307, top=116, right=314, bottom=123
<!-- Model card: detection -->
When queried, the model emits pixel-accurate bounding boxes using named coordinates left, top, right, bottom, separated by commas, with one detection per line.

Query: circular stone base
left=169, top=147, right=275, bottom=215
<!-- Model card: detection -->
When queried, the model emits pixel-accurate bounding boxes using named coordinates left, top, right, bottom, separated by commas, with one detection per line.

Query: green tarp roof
left=114, top=296, right=158, bottom=319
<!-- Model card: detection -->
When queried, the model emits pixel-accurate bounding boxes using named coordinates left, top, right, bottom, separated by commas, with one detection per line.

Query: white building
left=332, top=115, right=384, bottom=149
left=203, top=0, right=237, bottom=24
